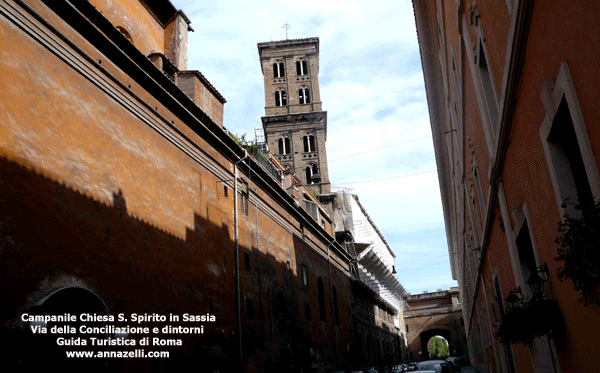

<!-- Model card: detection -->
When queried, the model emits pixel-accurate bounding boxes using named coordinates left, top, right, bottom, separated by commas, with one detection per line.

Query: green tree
left=427, top=336, right=449, bottom=359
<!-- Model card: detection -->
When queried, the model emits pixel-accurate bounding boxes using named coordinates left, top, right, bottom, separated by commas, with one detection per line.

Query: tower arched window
left=278, top=137, right=291, bottom=155
left=273, top=61, right=285, bottom=78
left=275, top=90, right=287, bottom=106
left=296, top=60, right=308, bottom=76
left=305, top=164, right=319, bottom=184
left=303, top=135, right=315, bottom=152
left=299, top=87, right=311, bottom=104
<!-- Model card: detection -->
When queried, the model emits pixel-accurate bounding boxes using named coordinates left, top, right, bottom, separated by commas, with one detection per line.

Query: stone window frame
left=296, top=59, right=308, bottom=76
left=301, top=264, right=309, bottom=289
left=278, top=137, right=291, bottom=155
left=505, top=0, right=517, bottom=14
left=498, top=193, right=562, bottom=373
left=273, top=60, right=285, bottom=78
left=511, top=204, right=541, bottom=292
left=305, top=163, right=319, bottom=184
left=491, top=269, right=518, bottom=373
left=497, top=188, right=542, bottom=292
left=298, top=86, right=311, bottom=104
left=539, top=61, right=600, bottom=216
left=303, top=134, right=316, bottom=153
left=463, top=10, right=500, bottom=156
left=274, top=89, right=287, bottom=106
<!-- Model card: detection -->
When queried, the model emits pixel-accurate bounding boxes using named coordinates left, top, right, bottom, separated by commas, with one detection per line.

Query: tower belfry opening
left=257, top=37, right=330, bottom=195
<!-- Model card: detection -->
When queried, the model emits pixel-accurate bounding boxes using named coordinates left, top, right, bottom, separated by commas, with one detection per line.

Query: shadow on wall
left=0, top=154, right=320, bottom=372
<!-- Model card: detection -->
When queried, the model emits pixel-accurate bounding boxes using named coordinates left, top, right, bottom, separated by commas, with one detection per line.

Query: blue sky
left=170, top=0, right=457, bottom=294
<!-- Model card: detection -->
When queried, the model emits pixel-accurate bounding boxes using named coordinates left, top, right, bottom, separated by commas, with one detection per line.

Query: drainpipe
left=234, top=150, right=248, bottom=370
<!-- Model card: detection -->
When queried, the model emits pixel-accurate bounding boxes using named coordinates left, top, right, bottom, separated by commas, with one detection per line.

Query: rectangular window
left=478, top=41, right=498, bottom=132
left=296, top=60, right=308, bottom=75
left=515, top=223, right=537, bottom=286
left=303, top=135, right=315, bottom=152
left=299, top=88, right=311, bottom=104
left=244, top=251, right=250, bottom=272
left=540, top=62, right=600, bottom=217
left=301, top=264, right=309, bottom=289
left=547, top=97, right=593, bottom=210
left=245, top=298, right=254, bottom=320
left=304, top=302, right=311, bottom=321
left=241, top=191, right=248, bottom=216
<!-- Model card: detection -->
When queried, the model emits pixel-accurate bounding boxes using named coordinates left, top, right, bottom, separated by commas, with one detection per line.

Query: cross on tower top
left=282, top=22, right=291, bottom=39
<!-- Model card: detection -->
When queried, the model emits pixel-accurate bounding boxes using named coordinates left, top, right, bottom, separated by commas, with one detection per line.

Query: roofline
left=257, top=36, right=319, bottom=47
left=352, top=194, right=396, bottom=258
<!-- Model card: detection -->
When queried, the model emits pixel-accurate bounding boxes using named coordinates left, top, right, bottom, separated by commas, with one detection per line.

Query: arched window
left=303, top=135, right=315, bottom=152
left=273, top=61, right=285, bottom=78
left=304, top=302, right=311, bottom=321
left=278, top=137, right=290, bottom=155
left=298, top=87, right=311, bottom=104
left=318, top=277, right=326, bottom=322
left=275, top=90, right=287, bottom=106
left=305, top=164, right=319, bottom=184
left=116, top=26, right=133, bottom=44
left=296, top=60, right=308, bottom=76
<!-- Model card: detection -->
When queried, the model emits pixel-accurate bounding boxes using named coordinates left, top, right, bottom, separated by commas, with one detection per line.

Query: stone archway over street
left=404, top=287, right=468, bottom=362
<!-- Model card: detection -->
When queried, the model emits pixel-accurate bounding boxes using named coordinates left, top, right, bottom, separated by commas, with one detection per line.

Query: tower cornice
left=257, top=37, right=319, bottom=53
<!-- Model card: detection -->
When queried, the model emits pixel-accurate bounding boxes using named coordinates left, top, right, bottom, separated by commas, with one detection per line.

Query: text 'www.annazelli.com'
left=66, top=350, right=169, bottom=358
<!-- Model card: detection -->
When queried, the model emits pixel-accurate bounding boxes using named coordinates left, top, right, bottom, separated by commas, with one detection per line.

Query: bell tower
left=257, top=37, right=330, bottom=194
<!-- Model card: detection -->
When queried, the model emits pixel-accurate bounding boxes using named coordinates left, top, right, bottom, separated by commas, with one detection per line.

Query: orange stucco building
left=413, top=0, right=600, bottom=372
left=0, top=0, right=357, bottom=371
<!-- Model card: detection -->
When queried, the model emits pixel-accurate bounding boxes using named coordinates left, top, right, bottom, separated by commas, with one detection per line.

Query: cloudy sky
left=170, top=0, right=457, bottom=294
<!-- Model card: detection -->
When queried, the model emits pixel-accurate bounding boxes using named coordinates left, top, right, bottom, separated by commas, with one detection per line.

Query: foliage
left=229, top=132, right=263, bottom=154
left=427, top=336, right=449, bottom=359
left=496, top=297, right=563, bottom=345
left=555, top=199, right=600, bottom=306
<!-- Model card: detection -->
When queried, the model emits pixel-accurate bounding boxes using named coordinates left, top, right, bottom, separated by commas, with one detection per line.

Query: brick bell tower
left=257, top=37, right=330, bottom=195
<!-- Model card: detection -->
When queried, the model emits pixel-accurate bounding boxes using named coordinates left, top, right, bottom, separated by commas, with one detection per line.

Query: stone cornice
left=261, top=111, right=327, bottom=126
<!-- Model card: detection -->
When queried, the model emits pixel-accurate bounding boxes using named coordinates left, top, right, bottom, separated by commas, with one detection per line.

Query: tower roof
left=257, top=37, right=319, bottom=54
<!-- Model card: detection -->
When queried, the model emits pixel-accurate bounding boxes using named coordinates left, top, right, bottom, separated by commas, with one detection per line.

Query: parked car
left=353, top=368, right=378, bottom=373
left=414, top=360, right=451, bottom=373
left=445, top=357, right=460, bottom=373
left=455, top=356, right=470, bottom=366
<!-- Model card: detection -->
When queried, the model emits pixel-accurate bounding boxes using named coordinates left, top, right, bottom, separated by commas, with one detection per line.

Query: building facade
left=0, top=1, right=353, bottom=371
left=413, top=0, right=600, bottom=372
left=333, top=191, right=409, bottom=368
